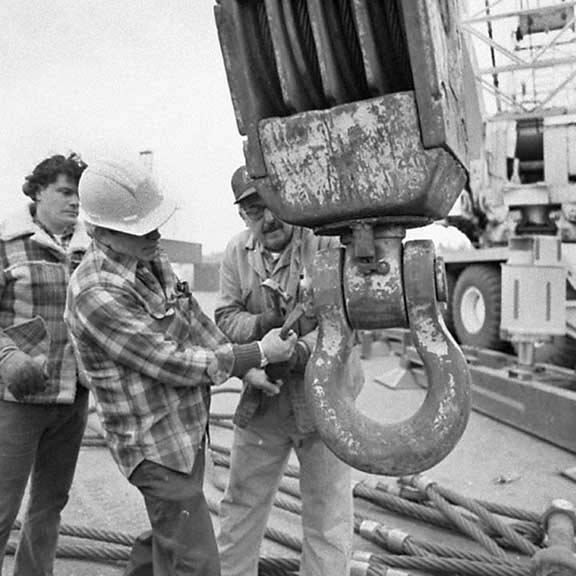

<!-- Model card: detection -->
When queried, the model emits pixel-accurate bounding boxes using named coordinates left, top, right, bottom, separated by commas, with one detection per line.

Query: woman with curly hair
left=0, top=153, right=90, bottom=575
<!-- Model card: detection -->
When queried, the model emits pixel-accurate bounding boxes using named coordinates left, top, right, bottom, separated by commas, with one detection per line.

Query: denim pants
left=217, top=392, right=354, bottom=576
left=0, top=386, right=89, bottom=576
left=125, top=443, right=220, bottom=576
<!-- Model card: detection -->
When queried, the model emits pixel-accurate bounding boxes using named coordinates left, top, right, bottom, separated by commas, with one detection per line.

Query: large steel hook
left=306, top=236, right=471, bottom=476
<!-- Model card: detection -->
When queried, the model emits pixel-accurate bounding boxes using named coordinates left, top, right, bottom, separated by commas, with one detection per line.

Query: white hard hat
left=79, top=158, right=177, bottom=236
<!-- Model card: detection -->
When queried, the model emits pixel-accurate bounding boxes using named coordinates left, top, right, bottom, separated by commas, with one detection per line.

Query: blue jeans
left=0, top=386, right=89, bottom=576
left=217, top=392, right=354, bottom=576
left=125, top=443, right=220, bottom=576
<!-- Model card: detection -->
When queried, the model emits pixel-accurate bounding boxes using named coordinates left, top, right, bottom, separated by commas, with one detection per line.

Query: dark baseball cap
left=231, top=166, right=258, bottom=204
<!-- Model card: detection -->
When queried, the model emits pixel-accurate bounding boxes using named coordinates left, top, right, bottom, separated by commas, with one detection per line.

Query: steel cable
left=6, top=539, right=130, bottom=565
left=211, top=447, right=535, bottom=575
left=432, top=483, right=539, bottom=556
left=376, top=481, right=540, bottom=523
left=370, top=552, right=531, bottom=576
left=417, top=482, right=507, bottom=558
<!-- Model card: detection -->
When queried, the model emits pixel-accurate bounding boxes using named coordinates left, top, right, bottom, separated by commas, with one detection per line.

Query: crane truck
left=438, top=2, right=576, bottom=370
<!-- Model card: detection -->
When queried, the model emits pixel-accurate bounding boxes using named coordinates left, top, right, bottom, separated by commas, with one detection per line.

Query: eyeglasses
left=241, top=204, right=267, bottom=222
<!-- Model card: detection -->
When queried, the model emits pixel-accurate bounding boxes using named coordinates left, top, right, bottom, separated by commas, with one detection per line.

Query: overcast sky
left=1, top=1, right=246, bottom=255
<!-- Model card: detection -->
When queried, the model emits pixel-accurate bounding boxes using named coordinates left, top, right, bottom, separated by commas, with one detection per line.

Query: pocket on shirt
left=3, top=316, right=51, bottom=365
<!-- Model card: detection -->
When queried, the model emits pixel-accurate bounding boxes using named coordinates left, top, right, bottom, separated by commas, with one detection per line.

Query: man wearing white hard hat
left=64, top=158, right=297, bottom=576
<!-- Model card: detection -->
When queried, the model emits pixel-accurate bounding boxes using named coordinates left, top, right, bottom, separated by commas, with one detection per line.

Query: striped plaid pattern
left=65, top=240, right=236, bottom=477
left=0, top=206, right=88, bottom=403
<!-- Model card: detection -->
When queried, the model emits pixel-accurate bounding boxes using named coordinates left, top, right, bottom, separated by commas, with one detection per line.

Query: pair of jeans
left=0, top=386, right=89, bottom=576
left=217, top=391, right=354, bottom=576
left=125, top=444, right=220, bottom=576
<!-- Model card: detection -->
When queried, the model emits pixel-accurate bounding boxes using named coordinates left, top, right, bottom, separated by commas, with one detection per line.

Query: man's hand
left=244, top=368, right=283, bottom=397
left=0, top=349, right=48, bottom=400
left=260, top=327, right=297, bottom=363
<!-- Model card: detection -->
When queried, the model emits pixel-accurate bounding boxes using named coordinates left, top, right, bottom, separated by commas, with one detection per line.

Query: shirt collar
left=0, top=204, right=89, bottom=253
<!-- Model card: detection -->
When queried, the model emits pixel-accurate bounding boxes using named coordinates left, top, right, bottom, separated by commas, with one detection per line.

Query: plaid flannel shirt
left=0, top=205, right=88, bottom=403
left=65, top=240, right=247, bottom=477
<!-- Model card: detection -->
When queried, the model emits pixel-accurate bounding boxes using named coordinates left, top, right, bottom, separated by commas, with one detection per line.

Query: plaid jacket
left=65, top=240, right=254, bottom=477
left=0, top=205, right=89, bottom=403
left=215, top=228, right=364, bottom=433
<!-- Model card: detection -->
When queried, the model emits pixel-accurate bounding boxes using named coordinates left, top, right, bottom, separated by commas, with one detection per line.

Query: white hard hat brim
left=82, top=195, right=178, bottom=236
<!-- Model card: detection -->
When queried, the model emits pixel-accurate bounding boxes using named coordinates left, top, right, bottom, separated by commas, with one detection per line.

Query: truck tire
left=452, top=264, right=508, bottom=350
left=441, top=271, right=458, bottom=335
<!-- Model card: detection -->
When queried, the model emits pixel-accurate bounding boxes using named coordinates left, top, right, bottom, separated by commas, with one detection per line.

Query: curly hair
left=22, top=153, right=87, bottom=200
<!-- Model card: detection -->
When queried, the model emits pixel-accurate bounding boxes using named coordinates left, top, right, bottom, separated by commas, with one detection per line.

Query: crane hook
left=305, top=237, right=471, bottom=476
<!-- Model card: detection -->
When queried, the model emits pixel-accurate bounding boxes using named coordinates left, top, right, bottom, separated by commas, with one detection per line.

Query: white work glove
left=260, top=327, right=297, bottom=364
left=0, top=349, right=48, bottom=400
left=244, top=367, right=283, bottom=397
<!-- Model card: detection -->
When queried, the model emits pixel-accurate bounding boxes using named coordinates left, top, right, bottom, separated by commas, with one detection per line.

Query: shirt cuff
left=231, top=342, right=262, bottom=378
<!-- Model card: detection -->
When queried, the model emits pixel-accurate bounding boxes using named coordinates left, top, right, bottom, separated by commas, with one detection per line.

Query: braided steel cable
left=353, top=482, right=459, bottom=530
left=432, top=484, right=539, bottom=556
left=354, top=515, right=528, bottom=567
left=323, top=0, right=369, bottom=101
left=370, top=552, right=531, bottom=576
left=9, top=538, right=299, bottom=576
left=438, top=486, right=540, bottom=525
left=211, top=445, right=534, bottom=571
left=417, top=482, right=507, bottom=558
left=376, top=481, right=540, bottom=523
left=12, top=519, right=135, bottom=547
left=6, top=539, right=130, bottom=565
left=288, top=0, right=325, bottom=108
left=273, top=0, right=326, bottom=111
left=405, top=534, right=527, bottom=566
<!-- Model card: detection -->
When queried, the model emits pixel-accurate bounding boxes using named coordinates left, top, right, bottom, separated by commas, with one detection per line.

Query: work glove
left=260, top=328, right=297, bottom=364
left=0, top=349, right=48, bottom=400
left=256, top=310, right=285, bottom=337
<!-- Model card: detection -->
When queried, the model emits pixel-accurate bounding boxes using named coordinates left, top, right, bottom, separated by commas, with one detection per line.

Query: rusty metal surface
left=215, top=0, right=475, bottom=178
left=400, top=0, right=471, bottom=166
left=305, top=242, right=471, bottom=475
left=342, top=231, right=408, bottom=330
left=258, top=92, right=467, bottom=230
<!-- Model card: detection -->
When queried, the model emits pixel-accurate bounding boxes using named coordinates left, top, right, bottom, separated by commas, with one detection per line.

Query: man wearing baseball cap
left=65, top=157, right=297, bottom=576
left=215, top=166, right=364, bottom=576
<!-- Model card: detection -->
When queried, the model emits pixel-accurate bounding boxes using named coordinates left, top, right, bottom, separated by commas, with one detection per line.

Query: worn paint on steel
left=257, top=92, right=467, bottom=229
left=306, top=243, right=472, bottom=475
